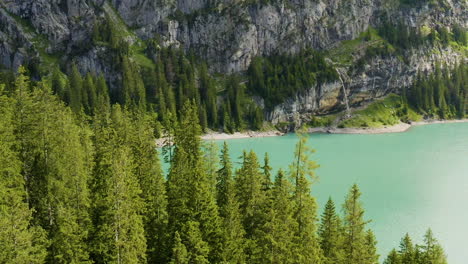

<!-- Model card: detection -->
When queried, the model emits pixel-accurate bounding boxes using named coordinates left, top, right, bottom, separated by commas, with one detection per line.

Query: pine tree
left=216, top=142, right=232, bottom=210
left=50, top=66, right=67, bottom=102
left=261, top=153, right=273, bottom=191
left=167, top=101, right=224, bottom=263
left=13, top=73, right=92, bottom=263
left=91, top=106, right=147, bottom=264
left=384, top=249, right=401, bottom=264
left=342, top=184, right=377, bottom=264
left=0, top=83, right=48, bottom=263
left=364, top=229, right=379, bottom=264
left=216, top=142, right=246, bottom=263
left=204, top=141, right=219, bottom=193
left=288, top=133, right=322, bottom=263
left=83, top=73, right=97, bottom=115
left=120, top=56, right=146, bottom=109
left=170, top=232, right=189, bottom=264
left=261, top=169, right=296, bottom=263
left=180, top=221, right=210, bottom=264
left=95, top=74, right=110, bottom=113
left=235, top=150, right=270, bottom=262
left=399, top=233, right=416, bottom=264
left=130, top=113, right=169, bottom=263
left=68, top=63, right=83, bottom=113
left=319, top=198, right=344, bottom=264
left=421, top=229, right=447, bottom=264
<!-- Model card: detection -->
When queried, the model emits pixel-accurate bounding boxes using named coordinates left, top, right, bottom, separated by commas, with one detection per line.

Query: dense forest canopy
left=0, top=68, right=449, bottom=263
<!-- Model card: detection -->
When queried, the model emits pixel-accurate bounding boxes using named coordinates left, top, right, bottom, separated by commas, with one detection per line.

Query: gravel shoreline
left=156, top=119, right=468, bottom=145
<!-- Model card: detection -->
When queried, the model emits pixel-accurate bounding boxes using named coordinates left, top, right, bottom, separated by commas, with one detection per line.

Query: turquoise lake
left=204, top=122, right=468, bottom=263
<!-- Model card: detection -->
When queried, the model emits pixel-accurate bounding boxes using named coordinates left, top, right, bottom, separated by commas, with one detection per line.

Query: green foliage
left=216, top=143, right=246, bottom=263
left=167, top=101, right=224, bottom=263
left=235, top=151, right=271, bottom=262
left=288, top=133, right=322, bottom=263
left=247, top=50, right=338, bottom=109
left=385, top=230, right=447, bottom=264
left=378, top=22, right=426, bottom=53
left=170, top=232, right=189, bottom=264
left=340, top=94, right=422, bottom=128
left=309, top=115, right=336, bottom=127
left=409, top=63, right=468, bottom=119
left=0, top=68, right=452, bottom=264
left=452, top=24, right=467, bottom=46
left=319, top=198, right=345, bottom=264
left=91, top=106, right=147, bottom=264
left=261, top=169, right=296, bottom=263
left=342, top=184, right=378, bottom=264
left=12, top=68, right=93, bottom=263
left=0, top=81, right=48, bottom=263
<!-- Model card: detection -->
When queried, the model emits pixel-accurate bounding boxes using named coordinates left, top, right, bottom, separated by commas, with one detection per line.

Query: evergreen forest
left=0, top=68, right=449, bottom=263
left=2, top=18, right=466, bottom=135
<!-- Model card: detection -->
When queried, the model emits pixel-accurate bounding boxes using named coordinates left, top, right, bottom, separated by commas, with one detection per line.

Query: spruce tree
left=319, top=197, right=344, bottom=264
left=13, top=73, right=92, bottom=263
left=91, top=106, right=147, bottom=264
left=130, top=112, right=169, bottom=263
left=261, top=153, right=273, bottom=191
left=217, top=142, right=246, bottom=263
left=83, top=73, right=97, bottom=115
left=167, top=101, right=223, bottom=263
left=204, top=141, right=219, bottom=194
left=421, top=229, right=447, bottom=264
left=288, top=133, right=322, bottom=263
left=260, top=169, right=296, bottom=263
left=170, top=232, right=189, bottom=264
left=95, top=74, right=110, bottom=112
left=342, top=184, right=377, bottom=264
left=0, top=83, right=48, bottom=263
left=399, top=233, right=416, bottom=264
left=68, top=63, right=83, bottom=113
left=216, top=142, right=232, bottom=210
left=235, top=150, right=270, bottom=262
left=384, top=249, right=401, bottom=264
left=180, top=221, right=210, bottom=264
left=364, top=229, right=379, bottom=264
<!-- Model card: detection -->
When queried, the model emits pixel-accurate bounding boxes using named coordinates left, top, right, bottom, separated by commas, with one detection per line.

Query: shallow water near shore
left=207, top=122, right=468, bottom=263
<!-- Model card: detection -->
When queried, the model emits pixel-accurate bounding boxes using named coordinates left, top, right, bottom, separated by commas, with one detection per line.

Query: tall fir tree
left=342, top=184, right=378, bottom=264
left=167, top=101, right=224, bottom=263
left=399, top=233, right=416, bottom=264
left=319, top=198, right=344, bottom=264
left=180, top=221, right=210, bottom=264
left=235, top=150, right=270, bottom=263
left=421, top=229, right=447, bottom=264
left=91, top=105, right=147, bottom=264
left=0, top=82, right=48, bottom=263
left=384, top=249, right=401, bottom=264
left=13, top=71, right=92, bottom=263
left=68, top=63, right=83, bottom=113
left=288, top=133, right=322, bottom=263
left=130, top=112, right=169, bottom=263
left=216, top=142, right=246, bottom=263
left=261, top=152, right=273, bottom=191
left=170, top=232, right=189, bottom=264
left=260, top=169, right=296, bottom=263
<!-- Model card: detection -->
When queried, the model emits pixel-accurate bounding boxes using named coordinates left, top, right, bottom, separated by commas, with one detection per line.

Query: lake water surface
left=213, top=122, right=468, bottom=263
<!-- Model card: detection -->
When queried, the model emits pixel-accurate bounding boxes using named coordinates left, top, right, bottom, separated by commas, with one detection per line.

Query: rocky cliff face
left=268, top=46, right=467, bottom=127
left=0, top=0, right=466, bottom=124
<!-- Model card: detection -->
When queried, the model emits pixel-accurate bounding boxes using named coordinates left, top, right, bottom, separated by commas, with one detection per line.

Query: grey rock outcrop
left=0, top=0, right=466, bottom=125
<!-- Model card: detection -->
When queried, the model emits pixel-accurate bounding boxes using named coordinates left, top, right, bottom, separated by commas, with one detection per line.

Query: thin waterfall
left=336, top=68, right=351, bottom=118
